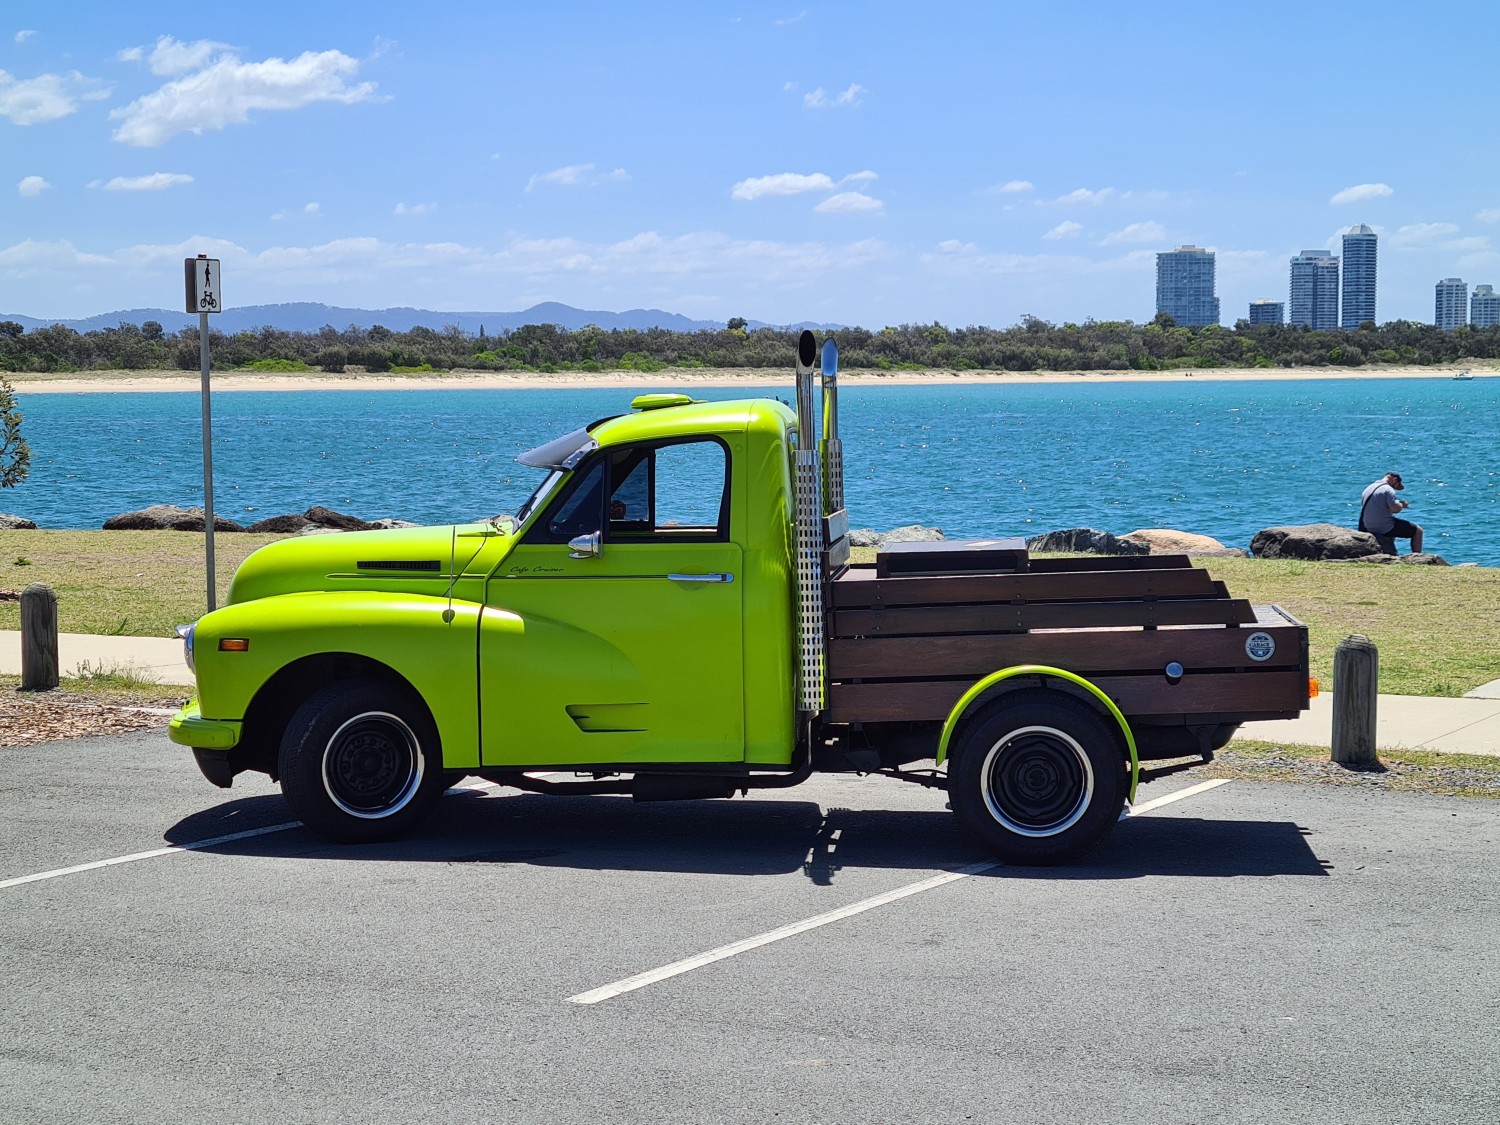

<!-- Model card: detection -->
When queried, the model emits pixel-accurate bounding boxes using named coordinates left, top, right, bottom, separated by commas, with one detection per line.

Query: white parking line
left=567, top=778, right=1233, bottom=1005
left=0, top=821, right=302, bottom=890
left=0, top=780, right=501, bottom=891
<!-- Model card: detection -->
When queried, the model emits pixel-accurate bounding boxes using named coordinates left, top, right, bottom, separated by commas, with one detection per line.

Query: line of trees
left=1, top=314, right=1497, bottom=375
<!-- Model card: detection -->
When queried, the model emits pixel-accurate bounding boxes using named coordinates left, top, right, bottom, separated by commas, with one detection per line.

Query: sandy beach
left=8, top=363, right=1496, bottom=394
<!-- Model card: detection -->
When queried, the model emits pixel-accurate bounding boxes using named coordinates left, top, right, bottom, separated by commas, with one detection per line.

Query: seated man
left=1359, top=471, right=1423, bottom=554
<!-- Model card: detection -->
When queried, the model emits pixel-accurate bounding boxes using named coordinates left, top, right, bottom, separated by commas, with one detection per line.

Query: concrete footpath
left=5, top=630, right=1500, bottom=759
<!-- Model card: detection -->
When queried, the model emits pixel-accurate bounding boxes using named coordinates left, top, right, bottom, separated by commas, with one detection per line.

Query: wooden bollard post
left=20, top=582, right=59, bottom=692
left=1331, top=634, right=1378, bottom=766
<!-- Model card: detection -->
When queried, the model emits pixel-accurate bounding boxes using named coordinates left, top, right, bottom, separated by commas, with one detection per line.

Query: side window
left=531, top=458, right=604, bottom=543
left=608, top=439, right=729, bottom=541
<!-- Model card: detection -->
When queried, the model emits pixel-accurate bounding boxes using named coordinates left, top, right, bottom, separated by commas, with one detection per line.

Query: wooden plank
left=833, top=596, right=1258, bottom=637
left=826, top=670, right=1308, bottom=724
left=1025, top=553, right=1193, bottom=573
left=830, top=565, right=1221, bottom=609
left=828, top=624, right=1304, bottom=679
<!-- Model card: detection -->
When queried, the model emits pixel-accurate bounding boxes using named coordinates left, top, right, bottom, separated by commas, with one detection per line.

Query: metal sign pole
left=185, top=254, right=222, bottom=614
left=199, top=309, right=216, bottom=612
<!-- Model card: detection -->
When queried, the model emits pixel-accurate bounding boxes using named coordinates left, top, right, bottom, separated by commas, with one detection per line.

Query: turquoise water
left=11, top=378, right=1500, bottom=565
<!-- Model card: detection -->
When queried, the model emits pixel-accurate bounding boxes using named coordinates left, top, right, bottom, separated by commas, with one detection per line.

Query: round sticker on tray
left=1244, top=631, right=1276, bottom=662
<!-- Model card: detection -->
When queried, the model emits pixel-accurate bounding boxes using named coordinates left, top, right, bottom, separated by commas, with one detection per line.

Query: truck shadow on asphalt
left=165, top=787, right=1330, bottom=881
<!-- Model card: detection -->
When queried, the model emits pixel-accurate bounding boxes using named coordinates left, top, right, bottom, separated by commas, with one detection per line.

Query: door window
left=609, top=439, right=728, bottom=540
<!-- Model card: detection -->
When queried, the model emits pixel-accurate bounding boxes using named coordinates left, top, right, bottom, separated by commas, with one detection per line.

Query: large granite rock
left=303, top=505, right=375, bottom=531
left=1329, top=552, right=1451, bottom=567
left=1121, top=528, right=1243, bottom=556
left=849, top=525, right=944, bottom=548
left=245, top=513, right=314, bottom=534
left=0, top=512, right=37, bottom=530
left=1027, top=528, right=1149, bottom=556
left=103, top=504, right=244, bottom=532
left=1250, top=523, right=1388, bottom=561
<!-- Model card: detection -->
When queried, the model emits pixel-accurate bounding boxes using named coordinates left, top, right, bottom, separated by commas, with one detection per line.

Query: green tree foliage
left=0, top=375, right=31, bottom=488
left=0, top=316, right=1495, bottom=377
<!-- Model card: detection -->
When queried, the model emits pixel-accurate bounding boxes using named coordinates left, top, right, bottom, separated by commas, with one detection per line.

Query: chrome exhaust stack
left=793, top=330, right=825, bottom=717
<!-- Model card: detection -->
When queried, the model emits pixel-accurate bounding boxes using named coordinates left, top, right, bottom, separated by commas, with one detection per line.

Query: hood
left=227, top=522, right=515, bottom=606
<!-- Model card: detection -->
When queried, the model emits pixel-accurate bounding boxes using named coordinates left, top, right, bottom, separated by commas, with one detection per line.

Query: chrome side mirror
left=568, top=530, right=602, bottom=559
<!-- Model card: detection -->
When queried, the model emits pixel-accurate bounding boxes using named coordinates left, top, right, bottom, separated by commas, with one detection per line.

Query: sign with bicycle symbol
left=183, top=256, right=222, bottom=314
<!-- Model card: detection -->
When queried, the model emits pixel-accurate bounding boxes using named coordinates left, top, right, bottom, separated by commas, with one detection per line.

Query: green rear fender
left=934, top=665, right=1139, bottom=803
left=191, top=590, right=491, bottom=769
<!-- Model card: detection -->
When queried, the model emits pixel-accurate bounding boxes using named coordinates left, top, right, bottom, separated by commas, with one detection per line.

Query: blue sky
left=4, top=1, right=1498, bottom=328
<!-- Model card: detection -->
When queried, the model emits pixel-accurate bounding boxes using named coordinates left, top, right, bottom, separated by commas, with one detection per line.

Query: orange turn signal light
left=1308, top=677, right=1319, bottom=699
left=218, top=638, right=250, bottom=652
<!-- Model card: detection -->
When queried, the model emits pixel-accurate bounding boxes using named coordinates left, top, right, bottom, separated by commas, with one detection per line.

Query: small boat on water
left=1453, top=369, right=1474, bottom=380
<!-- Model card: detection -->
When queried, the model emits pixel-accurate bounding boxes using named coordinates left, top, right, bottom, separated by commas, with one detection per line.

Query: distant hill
left=0, top=301, right=841, bottom=335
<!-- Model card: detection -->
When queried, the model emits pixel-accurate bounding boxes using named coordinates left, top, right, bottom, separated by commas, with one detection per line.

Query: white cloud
left=145, top=35, right=235, bottom=76
left=999, top=180, right=1034, bottom=194
left=0, top=239, right=114, bottom=274
left=1444, top=236, right=1491, bottom=253
left=272, top=201, right=322, bottom=221
left=17, top=175, right=49, bottom=198
left=1330, top=182, right=1393, bottom=205
left=117, top=46, right=143, bottom=63
left=1052, top=187, right=1116, bottom=205
left=814, top=191, right=882, bottom=214
left=841, top=170, right=878, bottom=185
left=937, top=239, right=977, bottom=254
left=101, top=172, right=193, bottom=191
left=525, top=163, right=630, bottom=191
left=1476, top=208, right=1500, bottom=224
left=1389, top=222, right=1460, bottom=248
left=15, top=30, right=37, bottom=44
left=774, top=12, right=808, bottom=26
left=1043, top=221, right=1082, bottom=240
left=731, top=172, right=835, bottom=200
left=804, top=83, right=864, bottom=109
left=109, top=48, right=376, bottom=146
left=394, top=201, right=437, bottom=215
left=1101, top=220, right=1165, bottom=245
left=0, top=69, right=108, bottom=125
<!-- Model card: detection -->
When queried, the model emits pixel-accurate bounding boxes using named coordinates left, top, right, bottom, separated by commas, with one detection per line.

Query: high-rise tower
left=1289, top=251, right=1340, bottom=330
left=1471, top=284, right=1499, bottom=329
left=1248, top=299, right=1284, bottom=325
left=1435, top=278, right=1468, bottom=330
left=1341, top=225, right=1377, bottom=328
left=1155, top=245, right=1219, bottom=327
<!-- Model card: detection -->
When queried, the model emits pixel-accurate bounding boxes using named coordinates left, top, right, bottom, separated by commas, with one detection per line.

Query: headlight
left=175, top=622, right=197, bottom=674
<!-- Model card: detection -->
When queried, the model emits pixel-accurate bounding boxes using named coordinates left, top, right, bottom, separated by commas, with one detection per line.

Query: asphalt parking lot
left=2, top=731, right=1497, bottom=1124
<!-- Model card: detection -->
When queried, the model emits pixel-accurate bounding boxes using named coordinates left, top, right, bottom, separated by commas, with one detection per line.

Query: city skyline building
left=1289, top=250, right=1340, bottom=330
left=1341, top=224, right=1378, bottom=328
left=1435, top=278, right=1468, bottom=330
left=1155, top=245, right=1220, bottom=327
left=1471, top=284, right=1499, bottom=329
left=1248, top=298, right=1285, bottom=325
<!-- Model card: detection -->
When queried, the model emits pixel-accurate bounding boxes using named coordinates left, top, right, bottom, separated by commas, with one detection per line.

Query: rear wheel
left=948, top=689, right=1126, bottom=865
left=278, top=679, right=445, bottom=843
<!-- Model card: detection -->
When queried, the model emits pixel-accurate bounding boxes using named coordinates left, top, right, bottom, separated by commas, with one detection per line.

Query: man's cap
left=1388, top=472, right=1404, bottom=489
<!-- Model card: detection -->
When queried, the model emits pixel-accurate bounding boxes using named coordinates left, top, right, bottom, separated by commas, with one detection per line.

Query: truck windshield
left=513, top=469, right=564, bottom=525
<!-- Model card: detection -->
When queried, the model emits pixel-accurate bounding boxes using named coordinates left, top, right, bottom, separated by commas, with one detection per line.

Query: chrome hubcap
left=980, top=724, right=1094, bottom=837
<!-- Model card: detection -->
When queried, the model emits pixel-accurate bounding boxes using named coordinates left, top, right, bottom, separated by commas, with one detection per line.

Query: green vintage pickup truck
left=171, top=332, right=1311, bottom=864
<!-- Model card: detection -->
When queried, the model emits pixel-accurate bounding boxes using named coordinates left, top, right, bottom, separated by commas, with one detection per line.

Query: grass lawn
left=2, top=530, right=1497, bottom=697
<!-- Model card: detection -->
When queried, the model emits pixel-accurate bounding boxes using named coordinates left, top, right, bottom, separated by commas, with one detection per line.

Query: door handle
left=667, top=572, right=734, bottom=583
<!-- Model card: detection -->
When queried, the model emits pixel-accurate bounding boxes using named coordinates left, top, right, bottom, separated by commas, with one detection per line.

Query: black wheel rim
left=980, top=725, right=1094, bottom=837
left=321, top=711, right=424, bottom=819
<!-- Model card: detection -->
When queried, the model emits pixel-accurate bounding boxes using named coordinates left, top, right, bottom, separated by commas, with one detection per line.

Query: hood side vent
left=356, top=560, right=443, bottom=572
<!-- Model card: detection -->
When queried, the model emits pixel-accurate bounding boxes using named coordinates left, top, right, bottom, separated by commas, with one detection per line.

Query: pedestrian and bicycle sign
left=183, top=255, right=221, bottom=314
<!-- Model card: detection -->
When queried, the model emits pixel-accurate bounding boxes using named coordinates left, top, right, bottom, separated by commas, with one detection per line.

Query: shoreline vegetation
left=4, top=315, right=1499, bottom=393
left=9, top=362, right=1498, bottom=394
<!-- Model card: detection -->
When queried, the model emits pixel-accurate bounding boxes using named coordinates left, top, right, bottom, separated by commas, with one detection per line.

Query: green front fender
left=190, top=590, right=492, bottom=769
left=933, top=665, right=1139, bottom=803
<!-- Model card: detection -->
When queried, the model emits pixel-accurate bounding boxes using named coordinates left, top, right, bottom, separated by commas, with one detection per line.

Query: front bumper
left=169, top=701, right=241, bottom=750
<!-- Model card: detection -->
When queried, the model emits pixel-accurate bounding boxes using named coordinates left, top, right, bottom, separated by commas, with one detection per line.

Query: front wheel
left=278, top=679, right=445, bottom=843
left=948, top=689, right=1126, bottom=865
